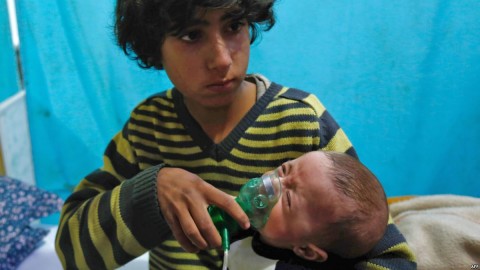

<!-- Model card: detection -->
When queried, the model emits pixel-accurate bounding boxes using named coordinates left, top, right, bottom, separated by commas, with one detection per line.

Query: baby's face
left=258, top=152, right=340, bottom=249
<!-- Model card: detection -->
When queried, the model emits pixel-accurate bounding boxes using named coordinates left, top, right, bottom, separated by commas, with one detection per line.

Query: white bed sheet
left=17, top=226, right=149, bottom=270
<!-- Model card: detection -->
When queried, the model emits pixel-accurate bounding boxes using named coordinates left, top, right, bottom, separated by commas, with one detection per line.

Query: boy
left=55, top=1, right=415, bottom=269
left=230, top=151, right=404, bottom=269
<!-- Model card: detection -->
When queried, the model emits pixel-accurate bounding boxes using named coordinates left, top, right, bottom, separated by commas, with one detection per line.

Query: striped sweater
left=55, top=76, right=415, bottom=269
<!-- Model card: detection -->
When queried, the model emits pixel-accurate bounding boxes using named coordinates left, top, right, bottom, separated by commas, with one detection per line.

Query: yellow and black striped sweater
left=55, top=79, right=415, bottom=269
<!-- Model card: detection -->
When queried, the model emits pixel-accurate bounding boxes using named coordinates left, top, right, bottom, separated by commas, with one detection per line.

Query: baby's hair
left=114, top=0, right=276, bottom=69
left=320, top=151, right=389, bottom=258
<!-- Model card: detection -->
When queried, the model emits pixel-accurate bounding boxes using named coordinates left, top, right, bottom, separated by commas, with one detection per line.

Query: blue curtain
left=8, top=0, right=480, bottom=205
left=14, top=0, right=170, bottom=200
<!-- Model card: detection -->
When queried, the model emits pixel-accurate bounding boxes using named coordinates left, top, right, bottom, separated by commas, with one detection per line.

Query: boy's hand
left=156, top=167, right=250, bottom=252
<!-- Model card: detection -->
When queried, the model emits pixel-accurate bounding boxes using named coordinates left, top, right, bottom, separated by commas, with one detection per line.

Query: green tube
left=221, top=227, right=230, bottom=251
left=207, top=205, right=235, bottom=250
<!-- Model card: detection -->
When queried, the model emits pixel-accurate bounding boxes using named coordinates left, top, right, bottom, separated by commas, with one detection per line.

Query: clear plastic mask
left=236, top=170, right=283, bottom=229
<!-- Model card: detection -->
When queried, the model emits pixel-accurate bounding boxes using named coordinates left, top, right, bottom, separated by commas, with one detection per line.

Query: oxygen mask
left=235, top=169, right=283, bottom=229
left=207, top=170, right=283, bottom=270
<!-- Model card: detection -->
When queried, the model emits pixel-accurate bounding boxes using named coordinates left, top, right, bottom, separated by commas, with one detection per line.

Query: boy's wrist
left=121, top=164, right=171, bottom=247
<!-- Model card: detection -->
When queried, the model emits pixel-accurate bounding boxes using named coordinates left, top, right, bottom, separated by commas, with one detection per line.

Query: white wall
left=0, top=91, right=35, bottom=185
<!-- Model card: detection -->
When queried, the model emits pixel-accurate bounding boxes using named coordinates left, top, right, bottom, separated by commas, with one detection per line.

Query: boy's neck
left=185, top=80, right=257, bottom=143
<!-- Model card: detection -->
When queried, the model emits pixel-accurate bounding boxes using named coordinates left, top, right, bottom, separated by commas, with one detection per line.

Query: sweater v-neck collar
left=172, top=82, right=282, bottom=162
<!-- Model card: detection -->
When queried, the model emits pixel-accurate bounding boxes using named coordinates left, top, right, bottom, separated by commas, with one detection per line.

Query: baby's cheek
left=260, top=203, right=283, bottom=235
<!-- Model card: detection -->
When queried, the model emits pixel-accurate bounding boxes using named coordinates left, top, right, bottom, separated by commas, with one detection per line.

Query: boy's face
left=161, top=7, right=251, bottom=109
left=259, top=152, right=340, bottom=249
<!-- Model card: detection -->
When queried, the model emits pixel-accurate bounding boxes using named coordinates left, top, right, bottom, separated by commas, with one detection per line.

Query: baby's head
left=258, top=151, right=388, bottom=262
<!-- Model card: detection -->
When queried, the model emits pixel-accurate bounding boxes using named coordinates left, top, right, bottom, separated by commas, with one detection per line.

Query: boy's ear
left=293, top=243, right=328, bottom=262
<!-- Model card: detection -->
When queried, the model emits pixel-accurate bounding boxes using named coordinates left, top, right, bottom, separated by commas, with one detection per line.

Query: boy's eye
left=228, top=20, right=246, bottom=32
left=180, top=30, right=202, bottom=42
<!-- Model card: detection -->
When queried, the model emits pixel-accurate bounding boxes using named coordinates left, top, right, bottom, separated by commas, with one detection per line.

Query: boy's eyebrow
left=222, top=8, right=245, bottom=21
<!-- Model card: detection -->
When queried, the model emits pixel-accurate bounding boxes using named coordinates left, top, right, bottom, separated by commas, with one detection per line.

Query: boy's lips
left=206, top=79, right=235, bottom=92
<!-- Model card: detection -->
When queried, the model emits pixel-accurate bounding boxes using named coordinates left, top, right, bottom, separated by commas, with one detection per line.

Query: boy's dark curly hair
left=115, top=0, right=276, bottom=70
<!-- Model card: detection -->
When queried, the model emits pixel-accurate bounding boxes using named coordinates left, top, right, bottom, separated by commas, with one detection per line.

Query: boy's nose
left=207, top=36, right=233, bottom=72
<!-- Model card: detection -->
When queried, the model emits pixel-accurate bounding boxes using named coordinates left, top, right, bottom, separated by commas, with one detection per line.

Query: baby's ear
left=292, top=243, right=328, bottom=262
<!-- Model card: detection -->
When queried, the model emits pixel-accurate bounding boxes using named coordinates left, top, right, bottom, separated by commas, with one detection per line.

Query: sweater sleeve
left=355, top=217, right=417, bottom=270
left=54, top=120, right=171, bottom=269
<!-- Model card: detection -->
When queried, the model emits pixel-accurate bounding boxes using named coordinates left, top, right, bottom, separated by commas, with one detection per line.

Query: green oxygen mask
left=207, top=170, right=282, bottom=270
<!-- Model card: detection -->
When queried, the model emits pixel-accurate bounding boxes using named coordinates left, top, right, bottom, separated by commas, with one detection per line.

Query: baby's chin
left=257, top=226, right=271, bottom=242
left=257, top=218, right=273, bottom=235
left=257, top=226, right=286, bottom=248
left=257, top=226, right=267, bottom=237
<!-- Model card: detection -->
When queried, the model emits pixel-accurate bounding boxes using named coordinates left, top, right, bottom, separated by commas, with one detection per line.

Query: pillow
left=0, top=176, right=64, bottom=270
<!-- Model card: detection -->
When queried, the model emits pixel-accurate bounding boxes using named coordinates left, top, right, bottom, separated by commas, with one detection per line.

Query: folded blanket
left=390, top=194, right=480, bottom=270
left=229, top=237, right=277, bottom=270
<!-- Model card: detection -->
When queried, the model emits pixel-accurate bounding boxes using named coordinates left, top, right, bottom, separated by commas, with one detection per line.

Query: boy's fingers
left=209, top=190, right=250, bottom=230
left=169, top=215, right=201, bottom=253
left=190, top=206, right=222, bottom=248
left=179, top=217, right=209, bottom=250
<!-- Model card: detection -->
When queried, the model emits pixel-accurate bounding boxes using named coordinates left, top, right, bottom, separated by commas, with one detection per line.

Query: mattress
left=17, top=226, right=149, bottom=270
